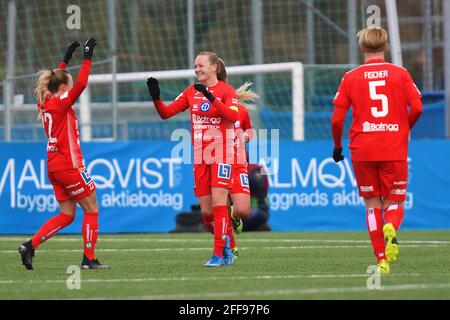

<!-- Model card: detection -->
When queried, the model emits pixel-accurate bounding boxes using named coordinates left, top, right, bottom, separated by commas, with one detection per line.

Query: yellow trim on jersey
left=229, top=106, right=239, bottom=112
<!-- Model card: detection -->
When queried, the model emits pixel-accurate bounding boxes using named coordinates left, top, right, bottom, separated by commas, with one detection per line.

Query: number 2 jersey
left=333, top=58, right=422, bottom=161
left=37, top=60, right=91, bottom=172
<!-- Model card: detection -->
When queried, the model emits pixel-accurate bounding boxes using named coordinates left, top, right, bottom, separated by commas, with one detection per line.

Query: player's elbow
left=158, top=112, right=170, bottom=120
left=331, top=115, right=342, bottom=130
left=411, top=100, right=423, bottom=116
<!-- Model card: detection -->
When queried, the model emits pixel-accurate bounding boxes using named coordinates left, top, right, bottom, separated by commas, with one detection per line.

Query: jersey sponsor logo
left=80, top=169, right=92, bottom=184
left=192, top=124, right=220, bottom=130
left=200, top=102, right=211, bottom=112
left=240, top=173, right=249, bottom=187
left=232, top=98, right=238, bottom=104
left=362, top=121, right=399, bottom=132
left=360, top=185, right=374, bottom=192
left=218, top=163, right=231, bottom=179
left=391, top=188, right=406, bottom=195
left=364, top=70, right=388, bottom=79
left=192, top=114, right=222, bottom=125
left=193, top=104, right=199, bottom=111
left=70, top=187, right=85, bottom=196
left=234, top=120, right=241, bottom=128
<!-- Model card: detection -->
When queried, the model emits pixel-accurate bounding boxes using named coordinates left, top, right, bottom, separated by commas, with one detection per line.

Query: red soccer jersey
left=154, top=81, right=239, bottom=164
left=38, top=60, right=91, bottom=172
left=333, top=59, right=422, bottom=161
left=234, top=104, right=253, bottom=166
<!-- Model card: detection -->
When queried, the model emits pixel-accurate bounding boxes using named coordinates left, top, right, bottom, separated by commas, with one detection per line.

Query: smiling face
left=194, top=55, right=218, bottom=83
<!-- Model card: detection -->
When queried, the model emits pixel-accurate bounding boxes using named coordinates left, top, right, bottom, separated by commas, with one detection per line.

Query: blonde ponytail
left=34, top=70, right=53, bottom=107
left=216, top=58, right=227, bottom=82
left=236, top=82, right=259, bottom=106
left=34, top=68, right=72, bottom=118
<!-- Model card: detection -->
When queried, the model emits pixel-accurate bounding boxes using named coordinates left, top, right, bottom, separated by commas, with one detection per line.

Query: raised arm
left=146, top=78, right=188, bottom=119
left=67, top=59, right=92, bottom=103
left=66, top=38, right=96, bottom=104
left=57, top=41, right=80, bottom=70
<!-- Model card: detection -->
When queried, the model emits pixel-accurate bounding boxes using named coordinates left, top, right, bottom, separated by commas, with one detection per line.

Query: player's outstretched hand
left=147, top=77, right=160, bottom=101
left=194, top=83, right=215, bottom=102
left=333, top=147, right=344, bottom=162
left=63, top=41, right=80, bottom=64
left=83, top=38, right=97, bottom=60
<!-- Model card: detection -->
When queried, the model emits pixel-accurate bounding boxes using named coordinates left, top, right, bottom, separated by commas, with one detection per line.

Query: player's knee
left=364, top=197, right=382, bottom=209
left=202, top=208, right=213, bottom=217
left=78, top=193, right=99, bottom=213
left=234, top=205, right=251, bottom=219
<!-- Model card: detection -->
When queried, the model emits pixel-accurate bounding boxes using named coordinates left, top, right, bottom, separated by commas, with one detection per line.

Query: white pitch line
left=80, top=282, right=450, bottom=300
left=0, top=272, right=435, bottom=285
left=0, top=244, right=445, bottom=254
left=0, top=237, right=449, bottom=244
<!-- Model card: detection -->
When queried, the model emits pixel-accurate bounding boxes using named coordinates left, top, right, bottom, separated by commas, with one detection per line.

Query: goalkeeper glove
left=63, top=41, right=80, bottom=64
left=333, top=147, right=344, bottom=162
left=194, top=83, right=215, bottom=102
left=83, top=38, right=97, bottom=60
left=146, top=77, right=160, bottom=101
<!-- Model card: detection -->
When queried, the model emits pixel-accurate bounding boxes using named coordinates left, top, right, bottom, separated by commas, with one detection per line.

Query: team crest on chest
left=200, top=102, right=211, bottom=112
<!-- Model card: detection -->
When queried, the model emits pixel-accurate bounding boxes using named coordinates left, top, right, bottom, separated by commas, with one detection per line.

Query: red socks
left=31, top=212, right=74, bottom=249
left=384, top=204, right=404, bottom=231
left=30, top=211, right=100, bottom=261
left=82, top=211, right=99, bottom=260
left=203, top=209, right=236, bottom=251
left=201, top=212, right=214, bottom=234
left=213, top=206, right=229, bottom=257
left=366, top=208, right=386, bottom=263
left=228, top=223, right=236, bottom=250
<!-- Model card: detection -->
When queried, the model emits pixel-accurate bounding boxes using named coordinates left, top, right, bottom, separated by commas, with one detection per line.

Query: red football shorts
left=230, top=164, right=250, bottom=195
left=193, top=163, right=233, bottom=197
left=48, top=167, right=96, bottom=202
left=352, top=161, right=408, bottom=202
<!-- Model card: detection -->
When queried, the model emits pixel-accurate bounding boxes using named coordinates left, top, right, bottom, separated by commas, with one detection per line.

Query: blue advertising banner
left=0, top=140, right=449, bottom=234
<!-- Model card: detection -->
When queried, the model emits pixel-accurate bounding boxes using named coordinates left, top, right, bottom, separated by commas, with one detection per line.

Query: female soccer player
left=146, top=51, right=239, bottom=267
left=331, top=26, right=422, bottom=273
left=18, top=39, right=109, bottom=270
left=227, top=82, right=258, bottom=257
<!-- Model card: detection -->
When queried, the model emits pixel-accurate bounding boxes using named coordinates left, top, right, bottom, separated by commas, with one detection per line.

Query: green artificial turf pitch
left=0, top=231, right=449, bottom=299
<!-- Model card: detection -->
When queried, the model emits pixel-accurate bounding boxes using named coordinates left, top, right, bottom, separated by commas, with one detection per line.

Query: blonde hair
left=357, top=26, right=388, bottom=53
left=197, top=51, right=227, bottom=82
left=34, top=69, right=72, bottom=115
left=236, top=82, right=259, bottom=106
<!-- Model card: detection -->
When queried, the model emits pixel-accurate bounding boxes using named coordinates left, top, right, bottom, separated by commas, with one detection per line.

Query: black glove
left=194, top=83, right=215, bottom=102
left=333, top=147, right=344, bottom=162
left=83, top=38, right=97, bottom=60
left=146, top=77, right=160, bottom=101
left=63, top=41, right=80, bottom=64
